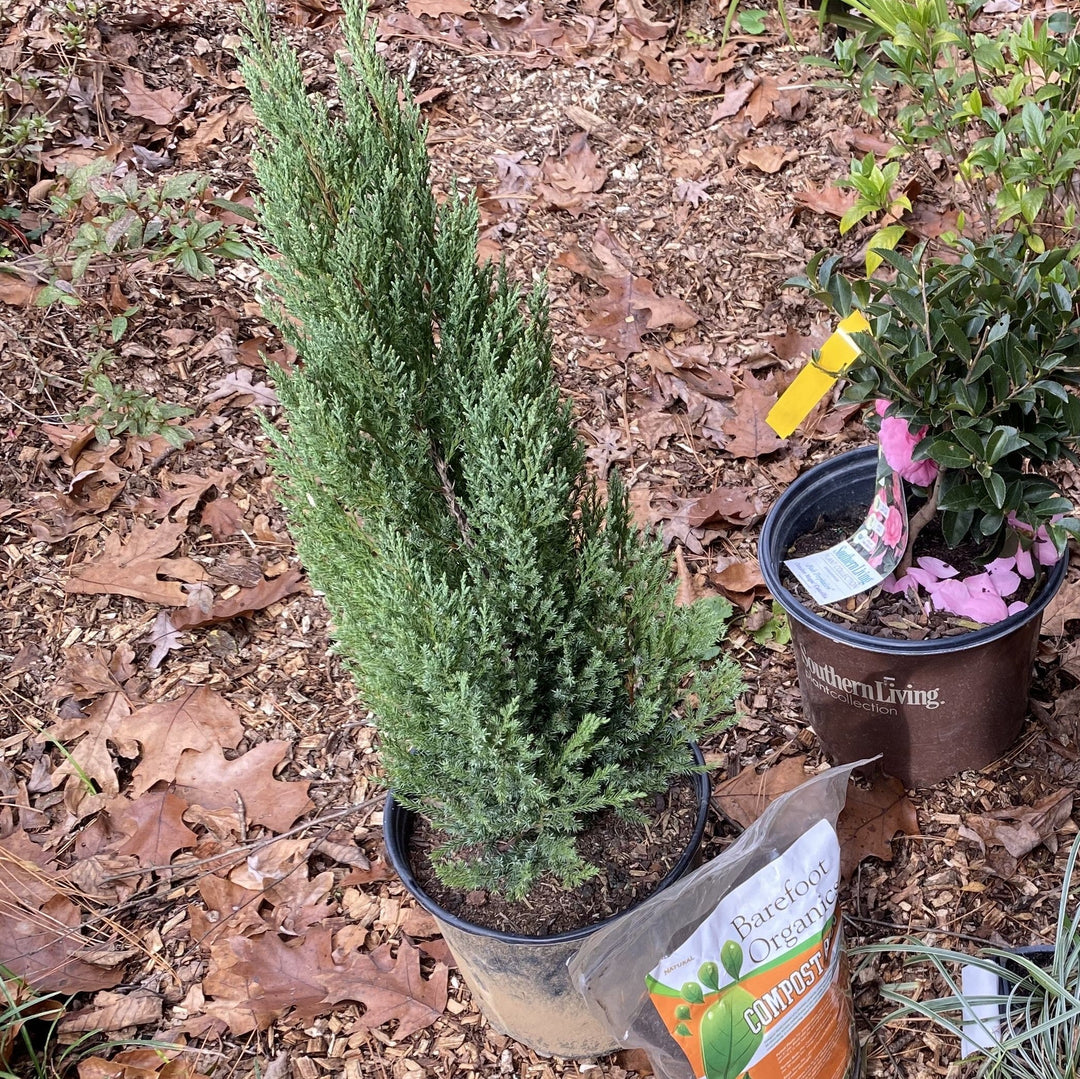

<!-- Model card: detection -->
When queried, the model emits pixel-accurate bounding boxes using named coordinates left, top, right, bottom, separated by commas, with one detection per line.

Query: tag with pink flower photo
left=785, top=449, right=908, bottom=605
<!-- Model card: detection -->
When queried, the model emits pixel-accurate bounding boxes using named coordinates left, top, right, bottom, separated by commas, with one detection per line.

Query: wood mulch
left=3, top=1, right=1080, bottom=1078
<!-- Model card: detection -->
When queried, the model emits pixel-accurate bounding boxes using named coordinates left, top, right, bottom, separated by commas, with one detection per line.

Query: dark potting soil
left=406, top=772, right=700, bottom=936
left=782, top=510, right=1046, bottom=641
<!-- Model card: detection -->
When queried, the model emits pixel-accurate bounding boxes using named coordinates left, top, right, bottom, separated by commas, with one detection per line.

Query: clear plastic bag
left=568, top=760, right=869, bottom=1079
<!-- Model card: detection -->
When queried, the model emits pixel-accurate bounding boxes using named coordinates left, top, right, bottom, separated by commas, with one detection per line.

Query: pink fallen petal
left=906, top=567, right=941, bottom=590
left=1007, top=600, right=1028, bottom=616
left=881, top=573, right=911, bottom=594
left=984, top=563, right=1020, bottom=597
left=1015, top=545, right=1035, bottom=579
left=931, top=579, right=1008, bottom=623
left=916, top=556, right=959, bottom=579
left=963, top=572, right=998, bottom=596
left=1034, top=533, right=1060, bottom=567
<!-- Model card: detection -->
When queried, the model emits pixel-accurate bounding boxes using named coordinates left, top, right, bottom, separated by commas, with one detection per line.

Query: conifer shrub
left=238, top=0, right=743, bottom=900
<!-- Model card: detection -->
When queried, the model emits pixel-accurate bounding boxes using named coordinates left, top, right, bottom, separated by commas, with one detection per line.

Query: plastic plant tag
left=960, top=963, right=1001, bottom=1057
left=646, top=819, right=847, bottom=1079
left=766, top=312, right=870, bottom=439
left=568, top=760, right=870, bottom=1079
left=783, top=445, right=907, bottom=605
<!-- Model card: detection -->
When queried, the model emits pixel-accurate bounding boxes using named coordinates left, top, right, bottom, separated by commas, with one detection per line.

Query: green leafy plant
left=238, top=0, right=743, bottom=900
left=791, top=234, right=1080, bottom=569
left=853, top=831, right=1080, bottom=1078
left=36, top=162, right=252, bottom=307
left=837, top=152, right=910, bottom=274
left=76, top=373, right=193, bottom=448
left=720, top=0, right=794, bottom=48
left=824, top=0, right=1080, bottom=251
left=748, top=601, right=791, bottom=646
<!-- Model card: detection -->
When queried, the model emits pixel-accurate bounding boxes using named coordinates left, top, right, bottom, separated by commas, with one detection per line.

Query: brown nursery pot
left=382, top=745, right=710, bottom=1059
left=759, top=447, right=1067, bottom=788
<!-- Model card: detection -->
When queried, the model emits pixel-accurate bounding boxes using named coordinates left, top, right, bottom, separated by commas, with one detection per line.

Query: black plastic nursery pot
left=383, top=746, right=711, bottom=1058
left=759, top=447, right=1068, bottom=788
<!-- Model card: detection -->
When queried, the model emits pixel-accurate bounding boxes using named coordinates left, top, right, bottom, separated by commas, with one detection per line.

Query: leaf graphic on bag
left=699, top=985, right=762, bottom=1079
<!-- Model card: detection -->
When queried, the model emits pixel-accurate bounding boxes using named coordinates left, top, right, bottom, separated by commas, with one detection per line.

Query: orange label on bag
left=645, top=821, right=856, bottom=1079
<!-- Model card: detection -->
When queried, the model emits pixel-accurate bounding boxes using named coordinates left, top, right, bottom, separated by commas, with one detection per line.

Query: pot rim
left=382, top=743, right=710, bottom=945
left=759, top=446, right=1069, bottom=656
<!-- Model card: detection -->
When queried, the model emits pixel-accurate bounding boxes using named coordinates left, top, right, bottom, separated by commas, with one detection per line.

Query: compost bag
left=569, top=760, right=868, bottom=1079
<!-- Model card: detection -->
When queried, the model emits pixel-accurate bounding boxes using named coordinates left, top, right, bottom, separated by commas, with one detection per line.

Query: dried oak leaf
left=711, top=559, right=766, bottom=604
left=190, top=875, right=267, bottom=948
left=0, top=830, right=124, bottom=993
left=111, top=791, right=199, bottom=867
left=1042, top=578, right=1080, bottom=635
left=77, top=1051, right=211, bottom=1079
left=795, top=184, right=856, bottom=219
left=583, top=274, right=698, bottom=361
left=687, top=486, right=763, bottom=528
left=680, top=56, right=732, bottom=93
left=721, top=374, right=785, bottom=458
left=115, top=686, right=245, bottom=796
left=537, top=132, right=607, bottom=216
left=713, top=755, right=809, bottom=828
left=837, top=772, right=919, bottom=880
left=737, top=144, right=799, bottom=174
left=50, top=691, right=134, bottom=799
left=172, top=741, right=313, bottom=833
left=120, top=70, right=186, bottom=125
left=203, top=926, right=334, bottom=1033
left=65, top=520, right=208, bottom=606
left=140, top=468, right=239, bottom=522
left=205, top=368, right=279, bottom=408
left=962, top=788, right=1074, bottom=860
left=58, top=991, right=162, bottom=1035
left=615, top=0, right=670, bottom=40
left=320, top=937, right=449, bottom=1039
left=708, top=77, right=757, bottom=121
left=674, top=546, right=700, bottom=607
left=169, top=567, right=307, bottom=631
left=407, top=0, right=475, bottom=15
left=746, top=76, right=780, bottom=127
left=0, top=273, right=41, bottom=306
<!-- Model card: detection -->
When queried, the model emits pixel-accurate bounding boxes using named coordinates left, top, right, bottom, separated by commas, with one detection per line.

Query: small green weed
left=748, top=602, right=791, bottom=647
left=37, top=161, right=252, bottom=308
left=75, top=373, right=193, bottom=448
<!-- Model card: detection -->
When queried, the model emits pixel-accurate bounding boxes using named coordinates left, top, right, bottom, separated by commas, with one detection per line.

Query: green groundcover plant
left=237, top=0, right=742, bottom=900
left=853, top=832, right=1080, bottom=1078
left=791, top=234, right=1080, bottom=622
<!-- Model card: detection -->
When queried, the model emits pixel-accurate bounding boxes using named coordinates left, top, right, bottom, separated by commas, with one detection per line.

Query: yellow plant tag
left=766, top=311, right=871, bottom=438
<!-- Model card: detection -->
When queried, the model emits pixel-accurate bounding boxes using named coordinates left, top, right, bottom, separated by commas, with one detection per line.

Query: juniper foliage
left=239, top=0, right=743, bottom=899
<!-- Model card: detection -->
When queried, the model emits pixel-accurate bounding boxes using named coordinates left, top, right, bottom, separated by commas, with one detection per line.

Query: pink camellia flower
left=882, top=504, right=904, bottom=547
left=875, top=400, right=940, bottom=487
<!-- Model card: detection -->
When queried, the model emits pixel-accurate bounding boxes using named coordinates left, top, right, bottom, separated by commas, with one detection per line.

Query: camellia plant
left=790, top=233, right=1080, bottom=623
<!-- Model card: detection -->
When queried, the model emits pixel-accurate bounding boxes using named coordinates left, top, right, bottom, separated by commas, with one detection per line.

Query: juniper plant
left=239, top=0, right=742, bottom=899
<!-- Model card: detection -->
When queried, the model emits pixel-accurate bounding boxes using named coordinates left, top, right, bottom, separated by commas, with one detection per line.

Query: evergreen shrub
left=239, top=0, right=743, bottom=900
